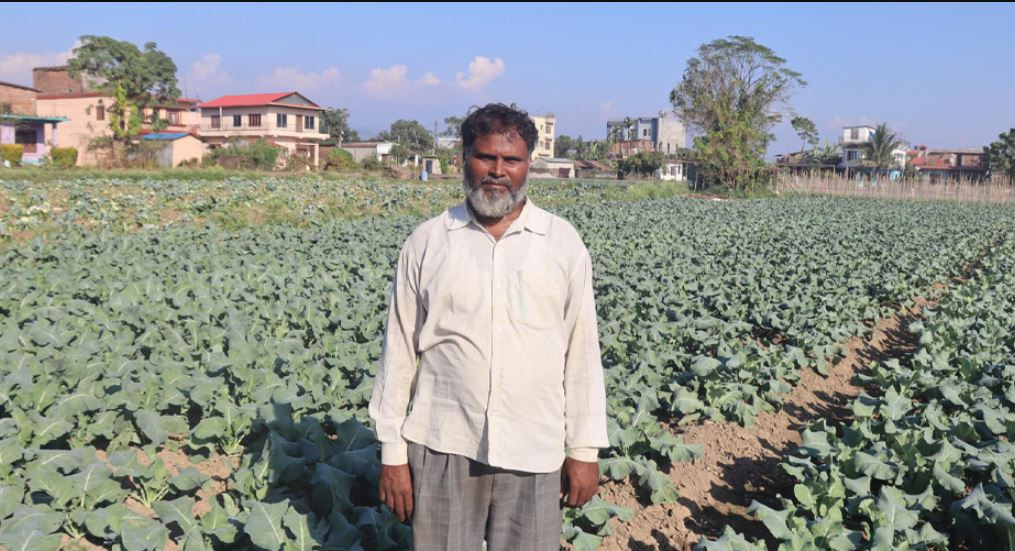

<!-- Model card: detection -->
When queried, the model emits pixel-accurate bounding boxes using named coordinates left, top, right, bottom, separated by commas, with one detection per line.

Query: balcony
left=199, top=125, right=328, bottom=141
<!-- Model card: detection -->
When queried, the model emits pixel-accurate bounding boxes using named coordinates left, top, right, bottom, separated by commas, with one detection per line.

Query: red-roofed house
left=198, top=92, right=328, bottom=167
left=907, top=147, right=987, bottom=181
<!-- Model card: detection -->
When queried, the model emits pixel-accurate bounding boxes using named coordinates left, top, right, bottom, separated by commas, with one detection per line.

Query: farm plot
left=0, top=190, right=1012, bottom=550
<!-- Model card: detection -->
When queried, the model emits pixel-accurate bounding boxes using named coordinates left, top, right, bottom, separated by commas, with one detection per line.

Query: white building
left=839, top=125, right=907, bottom=170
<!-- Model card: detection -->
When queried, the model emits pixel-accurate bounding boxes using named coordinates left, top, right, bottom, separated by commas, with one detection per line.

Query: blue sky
left=3, top=3, right=1014, bottom=154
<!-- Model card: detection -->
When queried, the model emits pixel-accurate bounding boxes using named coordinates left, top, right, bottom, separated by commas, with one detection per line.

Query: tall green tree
left=983, top=128, right=1015, bottom=181
left=442, top=116, right=464, bottom=138
left=67, top=35, right=179, bottom=138
left=670, top=35, right=805, bottom=191
left=320, top=107, right=359, bottom=145
left=791, top=116, right=820, bottom=151
left=864, top=123, right=905, bottom=175
left=376, top=120, right=433, bottom=154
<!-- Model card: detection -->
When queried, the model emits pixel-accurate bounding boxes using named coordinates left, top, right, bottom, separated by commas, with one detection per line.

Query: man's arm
left=561, top=245, right=609, bottom=507
left=368, top=239, right=423, bottom=521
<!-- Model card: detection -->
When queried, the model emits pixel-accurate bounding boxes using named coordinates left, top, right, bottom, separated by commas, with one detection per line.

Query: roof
left=37, top=92, right=105, bottom=100
left=199, top=92, right=320, bottom=109
left=141, top=132, right=192, bottom=141
left=342, top=141, right=389, bottom=147
left=0, top=114, right=67, bottom=123
left=0, top=80, right=39, bottom=92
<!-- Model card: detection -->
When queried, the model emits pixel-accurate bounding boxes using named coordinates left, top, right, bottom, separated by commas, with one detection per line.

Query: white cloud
left=258, top=66, right=341, bottom=91
left=455, top=56, right=505, bottom=91
left=182, top=52, right=235, bottom=96
left=420, top=71, right=441, bottom=86
left=0, top=43, right=76, bottom=84
left=363, top=64, right=408, bottom=96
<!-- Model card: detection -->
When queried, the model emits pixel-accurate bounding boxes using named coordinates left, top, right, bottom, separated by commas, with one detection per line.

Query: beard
left=463, top=170, right=529, bottom=219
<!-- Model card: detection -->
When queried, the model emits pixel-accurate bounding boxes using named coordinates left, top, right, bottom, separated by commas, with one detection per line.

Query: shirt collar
left=446, top=198, right=550, bottom=236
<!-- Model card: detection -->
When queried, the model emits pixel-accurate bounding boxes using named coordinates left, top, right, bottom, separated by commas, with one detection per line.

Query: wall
left=0, top=83, right=37, bottom=115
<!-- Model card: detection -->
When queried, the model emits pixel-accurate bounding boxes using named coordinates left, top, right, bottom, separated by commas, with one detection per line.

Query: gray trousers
left=407, top=442, right=563, bottom=551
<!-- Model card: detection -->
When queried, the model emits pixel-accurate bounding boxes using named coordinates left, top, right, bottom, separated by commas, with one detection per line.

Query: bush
left=204, top=139, right=282, bottom=170
left=361, top=156, right=383, bottom=171
left=326, top=148, right=357, bottom=171
left=1, top=144, right=24, bottom=167
left=49, top=147, right=78, bottom=169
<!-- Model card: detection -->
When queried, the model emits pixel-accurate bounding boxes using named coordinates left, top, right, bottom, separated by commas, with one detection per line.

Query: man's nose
left=491, top=158, right=507, bottom=177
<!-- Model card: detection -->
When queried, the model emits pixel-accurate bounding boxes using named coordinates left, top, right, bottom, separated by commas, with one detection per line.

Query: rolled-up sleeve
left=368, top=240, right=423, bottom=465
left=562, top=246, right=609, bottom=460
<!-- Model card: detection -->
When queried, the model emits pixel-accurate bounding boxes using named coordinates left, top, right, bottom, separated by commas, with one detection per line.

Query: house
left=907, top=147, right=987, bottom=181
left=0, top=80, right=66, bottom=165
left=530, top=157, right=575, bottom=178
left=32, top=66, right=200, bottom=166
left=838, top=125, right=907, bottom=174
left=529, top=113, right=556, bottom=160
left=657, top=161, right=687, bottom=181
left=436, top=136, right=460, bottom=151
left=607, top=112, right=686, bottom=158
left=573, top=159, right=613, bottom=179
left=340, top=141, right=395, bottom=163
left=140, top=133, right=203, bottom=167
left=198, top=92, right=328, bottom=167
left=609, top=139, right=655, bottom=158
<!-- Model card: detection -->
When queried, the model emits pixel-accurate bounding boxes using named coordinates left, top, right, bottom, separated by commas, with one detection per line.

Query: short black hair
left=460, top=103, right=538, bottom=157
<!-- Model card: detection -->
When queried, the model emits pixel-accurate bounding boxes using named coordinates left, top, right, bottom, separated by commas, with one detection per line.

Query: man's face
left=463, top=131, right=530, bottom=219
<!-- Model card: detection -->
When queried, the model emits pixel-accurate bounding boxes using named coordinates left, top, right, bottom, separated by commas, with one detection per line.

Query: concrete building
left=529, top=114, right=556, bottom=159
left=140, top=132, right=204, bottom=167
left=530, top=157, right=575, bottom=178
left=340, top=141, right=395, bottom=163
left=907, top=147, right=987, bottom=181
left=0, top=80, right=66, bottom=165
left=31, top=67, right=200, bottom=166
left=199, top=92, right=328, bottom=167
left=607, top=111, right=686, bottom=157
left=838, top=125, right=907, bottom=171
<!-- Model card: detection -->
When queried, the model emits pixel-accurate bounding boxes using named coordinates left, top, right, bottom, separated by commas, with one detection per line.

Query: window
left=305, top=115, right=314, bottom=129
left=643, top=128, right=650, bottom=137
left=545, top=123, right=553, bottom=134
left=233, top=115, right=242, bottom=128
left=168, top=111, right=180, bottom=125
left=249, top=114, right=261, bottom=127
left=846, top=150, right=858, bottom=161
left=850, top=128, right=859, bottom=140
left=96, top=105, right=105, bottom=121
left=211, top=115, right=220, bottom=129
left=277, top=113, right=288, bottom=128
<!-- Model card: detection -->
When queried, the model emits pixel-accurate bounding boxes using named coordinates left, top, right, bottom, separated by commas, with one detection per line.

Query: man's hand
left=379, top=463, right=413, bottom=522
left=561, top=457, right=599, bottom=508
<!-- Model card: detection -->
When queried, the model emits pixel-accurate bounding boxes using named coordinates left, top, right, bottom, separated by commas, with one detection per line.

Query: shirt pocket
left=507, top=269, right=564, bottom=331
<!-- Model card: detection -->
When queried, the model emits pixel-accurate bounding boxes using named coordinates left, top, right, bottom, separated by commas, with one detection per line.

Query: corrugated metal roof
left=142, top=132, right=190, bottom=141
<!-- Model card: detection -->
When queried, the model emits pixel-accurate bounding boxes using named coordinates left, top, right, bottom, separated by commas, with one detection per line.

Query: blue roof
left=142, top=132, right=190, bottom=141
left=0, top=114, right=68, bottom=123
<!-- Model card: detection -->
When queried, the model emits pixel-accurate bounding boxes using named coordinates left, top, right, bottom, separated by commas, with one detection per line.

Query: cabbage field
left=0, top=177, right=1013, bottom=550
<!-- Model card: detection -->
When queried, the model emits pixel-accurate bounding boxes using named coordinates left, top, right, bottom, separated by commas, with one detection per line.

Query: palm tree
left=865, top=123, right=905, bottom=176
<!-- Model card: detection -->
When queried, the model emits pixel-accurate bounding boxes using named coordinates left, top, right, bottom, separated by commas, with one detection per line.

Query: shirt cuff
left=566, top=447, right=600, bottom=462
left=381, top=441, right=409, bottom=465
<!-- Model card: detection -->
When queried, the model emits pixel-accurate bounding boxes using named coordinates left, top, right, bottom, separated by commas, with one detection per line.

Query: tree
left=555, top=135, right=578, bottom=158
left=983, top=128, right=1015, bottom=182
left=68, top=35, right=179, bottom=139
left=791, top=116, right=819, bottom=151
left=864, top=123, right=905, bottom=175
left=442, top=116, right=464, bottom=138
left=321, top=107, right=359, bottom=145
left=618, top=151, right=664, bottom=177
left=670, top=35, right=805, bottom=191
left=376, top=120, right=433, bottom=154
left=815, top=141, right=841, bottom=166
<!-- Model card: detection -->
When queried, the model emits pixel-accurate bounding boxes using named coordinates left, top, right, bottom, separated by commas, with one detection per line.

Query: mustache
left=475, top=175, right=511, bottom=187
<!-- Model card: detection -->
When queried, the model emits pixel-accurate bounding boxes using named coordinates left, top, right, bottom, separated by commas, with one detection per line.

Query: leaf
left=243, top=500, right=290, bottom=549
left=746, top=501, right=790, bottom=539
left=153, top=496, right=199, bottom=534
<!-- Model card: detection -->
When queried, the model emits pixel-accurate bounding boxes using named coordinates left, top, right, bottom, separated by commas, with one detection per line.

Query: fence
left=775, top=173, right=1015, bottom=204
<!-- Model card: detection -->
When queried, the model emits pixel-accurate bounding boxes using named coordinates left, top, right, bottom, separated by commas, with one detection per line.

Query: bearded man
left=369, top=103, right=608, bottom=550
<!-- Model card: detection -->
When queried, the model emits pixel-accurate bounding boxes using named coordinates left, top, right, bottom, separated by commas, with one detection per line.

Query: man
left=368, top=103, right=609, bottom=550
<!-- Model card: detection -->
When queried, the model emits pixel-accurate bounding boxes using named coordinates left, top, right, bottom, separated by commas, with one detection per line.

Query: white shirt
left=368, top=199, right=609, bottom=473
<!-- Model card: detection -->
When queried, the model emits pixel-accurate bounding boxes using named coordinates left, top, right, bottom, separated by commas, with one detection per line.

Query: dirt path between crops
left=596, top=235, right=1006, bottom=550
left=597, top=300, right=930, bottom=551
